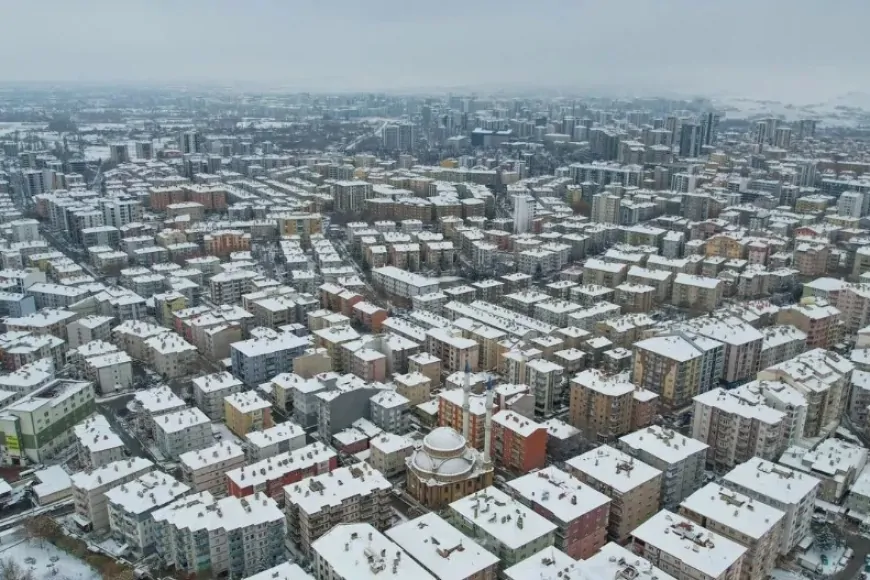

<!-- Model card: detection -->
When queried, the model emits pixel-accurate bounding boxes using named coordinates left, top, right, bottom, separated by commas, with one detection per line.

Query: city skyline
left=1, top=0, right=868, bottom=102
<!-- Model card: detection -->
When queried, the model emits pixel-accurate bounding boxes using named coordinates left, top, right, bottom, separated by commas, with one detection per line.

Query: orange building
left=351, top=301, right=388, bottom=332
left=204, top=230, right=251, bottom=258
left=438, top=388, right=497, bottom=450
left=490, top=410, right=548, bottom=473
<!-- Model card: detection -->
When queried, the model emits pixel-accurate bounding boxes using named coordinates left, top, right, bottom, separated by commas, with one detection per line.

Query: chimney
left=462, top=360, right=471, bottom=441
left=483, top=376, right=494, bottom=466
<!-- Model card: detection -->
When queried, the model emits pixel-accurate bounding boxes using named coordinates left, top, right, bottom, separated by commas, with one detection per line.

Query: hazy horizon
left=3, top=0, right=868, bottom=104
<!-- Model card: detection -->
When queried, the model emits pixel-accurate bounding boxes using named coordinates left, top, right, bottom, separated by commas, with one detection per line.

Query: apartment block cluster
left=8, top=97, right=870, bottom=580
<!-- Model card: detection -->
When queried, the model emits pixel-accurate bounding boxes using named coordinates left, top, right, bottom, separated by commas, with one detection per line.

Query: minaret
left=462, top=360, right=471, bottom=442
left=483, top=376, right=494, bottom=466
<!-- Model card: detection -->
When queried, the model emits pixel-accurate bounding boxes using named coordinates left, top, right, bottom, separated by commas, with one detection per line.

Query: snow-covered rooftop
left=449, top=486, right=556, bottom=549
left=311, top=522, right=435, bottom=580
left=386, top=513, right=500, bottom=580
left=630, top=510, right=747, bottom=578
left=619, top=425, right=708, bottom=465
left=105, top=471, right=190, bottom=515
left=506, top=466, right=610, bottom=524
left=566, top=445, right=662, bottom=494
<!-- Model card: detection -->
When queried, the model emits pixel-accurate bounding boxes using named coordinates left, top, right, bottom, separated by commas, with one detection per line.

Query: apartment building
left=143, top=333, right=197, bottom=379
left=506, top=466, right=610, bottom=559
left=180, top=442, right=246, bottom=495
left=224, top=391, right=274, bottom=437
left=133, top=385, right=186, bottom=436
left=580, top=543, right=678, bottom=580
left=105, top=472, right=191, bottom=558
left=230, top=331, right=309, bottom=386
left=630, top=510, right=747, bottom=580
left=836, top=284, right=870, bottom=335
left=243, top=563, right=313, bottom=580
left=672, top=273, right=723, bottom=311
left=112, top=320, right=170, bottom=361
left=680, top=483, right=785, bottom=580
left=369, top=390, right=410, bottom=433
left=387, top=512, right=500, bottom=580
left=757, top=324, right=805, bottom=366
left=372, top=265, right=439, bottom=299
left=582, top=258, right=627, bottom=287
left=619, top=425, right=708, bottom=508
left=632, top=333, right=724, bottom=409
left=204, top=230, right=251, bottom=258
left=0, top=331, right=65, bottom=371
left=568, top=369, right=659, bottom=444
left=393, top=372, right=431, bottom=406
left=438, top=388, right=492, bottom=450
left=490, top=410, right=547, bottom=473
left=152, top=492, right=286, bottom=579
left=721, top=457, right=820, bottom=555
left=311, top=523, right=435, bottom=580
left=209, top=270, right=259, bottom=305
left=524, top=358, right=565, bottom=417
left=426, top=327, right=480, bottom=374
left=692, top=388, right=787, bottom=470
left=70, top=457, right=154, bottom=532
left=567, top=445, right=662, bottom=542
left=226, top=442, right=338, bottom=504
left=153, top=407, right=212, bottom=460
left=758, top=348, right=853, bottom=439
left=73, top=414, right=125, bottom=469
left=680, top=316, right=764, bottom=386
left=188, top=372, right=241, bottom=421
left=369, top=433, right=414, bottom=477
left=448, top=486, right=556, bottom=569
left=244, top=421, right=306, bottom=461
left=779, top=439, right=867, bottom=503
left=66, top=315, right=114, bottom=349
left=776, top=301, right=841, bottom=350
left=0, top=379, right=96, bottom=465
left=284, top=463, right=391, bottom=554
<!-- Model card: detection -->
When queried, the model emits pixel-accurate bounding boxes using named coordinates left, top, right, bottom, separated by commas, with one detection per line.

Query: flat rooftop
left=721, top=456, right=820, bottom=505
left=680, top=483, right=785, bottom=540
left=506, top=466, right=610, bottom=524
left=566, top=445, right=662, bottom=494
left=449, top=486, right=556, bottom=550
left=284, top=464, right=390, bottom=515
left=311, top=522, right=435, bottom=580
left=619, top=425, right=709, bottom=465
left=630, top=510, right=747, bottom=579
left=386, top=513, right=499, bottom=580
left=104, top=471, right=190, bottom=515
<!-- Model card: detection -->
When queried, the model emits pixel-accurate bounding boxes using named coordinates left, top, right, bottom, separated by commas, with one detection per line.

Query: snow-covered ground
left=211, top=421, right=243, bottom=445
left=0, top=530, right=99, bottom=580
left=797, top=543, right=848, bottom=576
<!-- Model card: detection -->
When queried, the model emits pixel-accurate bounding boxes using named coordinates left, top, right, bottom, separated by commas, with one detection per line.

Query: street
left=834, top=529, right=870, bottom=580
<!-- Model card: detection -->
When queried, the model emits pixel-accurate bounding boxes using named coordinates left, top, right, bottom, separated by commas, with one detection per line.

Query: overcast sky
left=2, top=0, right=867, bottom=102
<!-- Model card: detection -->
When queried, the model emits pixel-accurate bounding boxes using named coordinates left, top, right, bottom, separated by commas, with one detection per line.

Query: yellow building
left=154, top=292, right=188, bottom=327
left=704, top=234, right=746, bottom=259
left=223, top=391, right=274, bottom=437
left=274, top=212, right=323, bottom=241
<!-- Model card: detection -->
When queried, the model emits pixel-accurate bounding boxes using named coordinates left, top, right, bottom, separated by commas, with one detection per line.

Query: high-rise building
left=700, top=111, right=720, bottom=146
left=180, top=130, right=203, bottom=154
left=512, top=193, right=535, bottom=233
left=797, top=119, right=817, bottom=139
left=383, top=122, right=415, bottom=152
left=679, top=123, right=703, bottom=157
left=774, top=126, right=792, bottom=149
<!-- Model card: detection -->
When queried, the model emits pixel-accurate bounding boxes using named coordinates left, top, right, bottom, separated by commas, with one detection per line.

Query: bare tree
left=0, top=558, right=36, bottom=580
